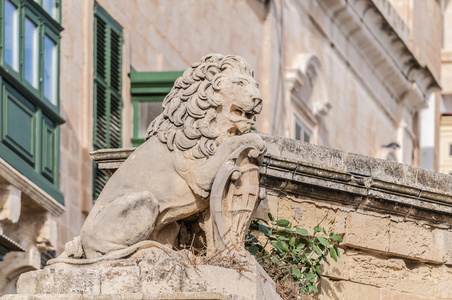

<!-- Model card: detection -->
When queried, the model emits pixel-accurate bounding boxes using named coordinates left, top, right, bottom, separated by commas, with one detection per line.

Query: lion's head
left=146, top=54, right=262, bottom=159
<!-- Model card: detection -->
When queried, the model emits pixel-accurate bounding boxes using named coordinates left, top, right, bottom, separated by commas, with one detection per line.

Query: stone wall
left=259, top=134, right=452, bottom=299
left=91, top=133, right=452, bottom=299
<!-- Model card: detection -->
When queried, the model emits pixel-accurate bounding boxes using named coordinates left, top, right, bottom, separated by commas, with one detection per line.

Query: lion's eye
left=233, top=109, right=243, bottom=116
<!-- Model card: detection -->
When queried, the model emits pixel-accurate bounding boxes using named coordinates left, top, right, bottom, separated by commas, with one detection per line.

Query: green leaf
left=312, top=245, right=322, bottom=256
left=306, top=273, right=316, bottom=282
left=248, top=245, right=259, bottom=255
left=296, top=243, right=306, bottom=250
left=277, top=235, right=290, bottom=241
left=315, top=266, right=322, bottom=277
left=292, top=268, right=302, bottom=279
left=314, top=225, right=322, bottom=232
left=332, top=234, right=343, bottom=243
left=277, top=228, right=293, bottom=234
left=276, top=219, right=290, bottom=227
left=271, top=241, right=281, bottom=252
left=258, top=224, right=271, bottom=236
left=268, top=213, right=275, bottom=221
left=311, top=284, right=319, bottom=293
left=317, top=236, right=330, bottom=247
left=330, top=246, right=338, bottom=262
left=334, top=245, right=340, bottom=258
left=289, top=237, right=296, bottom=247
left=277, top=241, right=290, bottom=252
left=296, top=228, right=309, bottom=236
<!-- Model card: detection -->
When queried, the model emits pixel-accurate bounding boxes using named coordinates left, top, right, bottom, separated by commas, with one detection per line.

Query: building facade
left=0, top=0, right=449, bottom=296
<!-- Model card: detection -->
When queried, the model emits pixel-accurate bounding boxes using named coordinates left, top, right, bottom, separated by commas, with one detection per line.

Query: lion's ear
left=205, top=64, right=220, bottom=81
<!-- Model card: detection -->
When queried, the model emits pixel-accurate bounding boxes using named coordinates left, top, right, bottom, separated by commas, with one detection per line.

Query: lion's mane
left=146, top=54, right=261, bottom=159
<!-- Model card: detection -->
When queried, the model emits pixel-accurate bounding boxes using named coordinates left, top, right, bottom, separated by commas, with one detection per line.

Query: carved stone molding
left=91, top=133, right=452, bottom=225
left=285, top=53, right=331, bottom=126
left=0, top=158, right=64, bottom=217
left=294, top=0, right=440, bottom=115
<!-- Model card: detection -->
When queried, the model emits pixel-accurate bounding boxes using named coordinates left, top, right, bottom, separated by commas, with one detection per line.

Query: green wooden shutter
left=93, top=3, right=123, bottom=201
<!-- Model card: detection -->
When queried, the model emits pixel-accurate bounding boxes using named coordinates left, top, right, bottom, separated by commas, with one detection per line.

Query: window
left=41, top=0, right=57, bottom=19
left=93, top=3, right=123, bottom=200
left=129, top=71, right=183, bottom=147
left=24, top=16, right=39, bottom=88
left=294, top=117, right=312, bottom=143
left=0, top=0, right=63, bottom=204
left=4, top=0, right=19, bottom=71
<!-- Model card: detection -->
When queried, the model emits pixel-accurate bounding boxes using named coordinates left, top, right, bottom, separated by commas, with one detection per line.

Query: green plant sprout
left=245, top=213, right=343, bottom=298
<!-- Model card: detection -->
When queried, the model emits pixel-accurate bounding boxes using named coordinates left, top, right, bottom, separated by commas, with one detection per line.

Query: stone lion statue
left=50, top=54, right=266, bottom=264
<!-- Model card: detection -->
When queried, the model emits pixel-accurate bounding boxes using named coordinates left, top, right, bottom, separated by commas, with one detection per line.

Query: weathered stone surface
left=1, top=292, right=243, bottom=299
left=100, top=267, right=140, bottom=294
left=432, top=265, right=452, bottom=299
left=380, top=289, right=435, bottom=300
left=276, top=197, right=347, bottom=236
left=53, top=269, right=101, bottom=295
left=432, top=229, right=452, bottom=265
left=343, top=212, right=390, bottom=253
left=322, top=250, right=442, bottom=297
left=10, top=256, right=280, bottom=300
left=388, top=220, right=441, bottom=263
left=320, top=277, right=381, bottom=300
left=0, top=185, right=21, bottom=223
left=16, top=268, right=55, bottom=295
left=53, top=54, right=266, bottom=265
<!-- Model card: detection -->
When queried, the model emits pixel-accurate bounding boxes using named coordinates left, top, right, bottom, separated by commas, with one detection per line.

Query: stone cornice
left=260, top=154, right=452, bottom=223
left=91, top=134, right=452, bottom=224
left=0, top=158, right=64, bottom=217
left=261, top=134, right=452, bottom=224
left=293, top=0, right=440, bottom=112
left=90, top=148, right=136, bottom=177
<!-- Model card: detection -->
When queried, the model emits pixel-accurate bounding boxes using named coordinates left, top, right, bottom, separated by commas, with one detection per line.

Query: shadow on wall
left=245, top=0, right=271, bottom=22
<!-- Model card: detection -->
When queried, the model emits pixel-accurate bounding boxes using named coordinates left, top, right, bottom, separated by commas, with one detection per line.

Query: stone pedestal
left=1, top=251, right=281, bottom=300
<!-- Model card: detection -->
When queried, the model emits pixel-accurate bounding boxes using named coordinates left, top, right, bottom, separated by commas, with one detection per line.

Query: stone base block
left=2, top=254, right=281, bottom=300
left=1, top=292, right=240, bottom=300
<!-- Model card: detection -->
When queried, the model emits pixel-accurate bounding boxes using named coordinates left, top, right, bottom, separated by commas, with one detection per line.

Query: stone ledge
left=0, top=158, right=64, bottom=217
left=261, top=134, right=452, bottom=223
left=91, top=134, right=452, bottom=224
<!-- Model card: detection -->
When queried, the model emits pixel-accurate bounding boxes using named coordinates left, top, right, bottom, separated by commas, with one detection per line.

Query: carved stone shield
left=209, top=145, right=265, bottom=255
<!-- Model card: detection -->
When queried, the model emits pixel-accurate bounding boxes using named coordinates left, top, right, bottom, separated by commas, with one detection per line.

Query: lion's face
left=215, top=75, right=262, bottom=140
left=147, top=54, right=263, bottom=159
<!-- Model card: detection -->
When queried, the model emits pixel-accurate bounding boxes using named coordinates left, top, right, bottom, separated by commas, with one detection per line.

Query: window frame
left=34, top=0, right=61, bottom=22
left=294, top=116, right=312, bottom=143
left=0, top=0, right=64, bottom=204
left=0, top=0, right=63, bottom=116
left=3, top=0, right=20, bottom=73
left=129, top=71, right=183, bottom=147
left=42, top=27, right=59, bottom=105
left=22, top=7, right=41, bottom=91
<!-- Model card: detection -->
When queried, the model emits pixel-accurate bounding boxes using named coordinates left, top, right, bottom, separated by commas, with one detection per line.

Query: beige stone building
left=440, top=1, right=452, bottom=174
left=0, top=0, right=450, bottom=298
